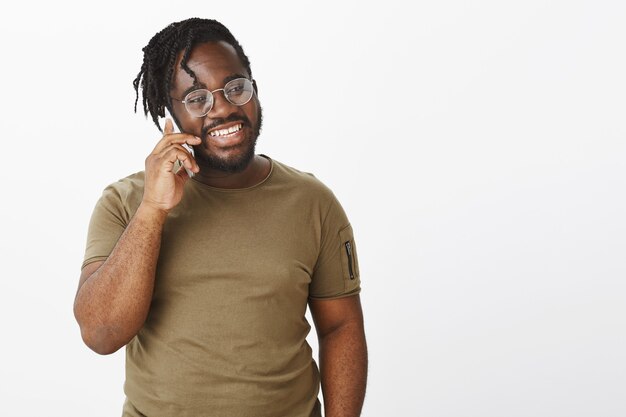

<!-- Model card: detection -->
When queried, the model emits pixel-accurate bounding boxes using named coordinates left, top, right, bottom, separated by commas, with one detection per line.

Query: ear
left=252, top=79, right=259, bottom=96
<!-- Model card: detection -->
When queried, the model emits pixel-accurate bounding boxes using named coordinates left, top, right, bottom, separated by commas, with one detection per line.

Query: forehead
left=171, top=41, right=248, bottom=91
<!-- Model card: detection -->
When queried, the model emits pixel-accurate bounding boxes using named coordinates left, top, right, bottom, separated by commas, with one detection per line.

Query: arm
left=73, top=119, right=200, bottom=355
left=73, top=204, right=167, bottom=354
left=309, top=295, right=368, bottom=417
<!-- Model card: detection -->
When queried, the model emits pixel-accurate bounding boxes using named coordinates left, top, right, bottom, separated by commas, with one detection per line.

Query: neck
left=191, top=155, right=270, bottom=189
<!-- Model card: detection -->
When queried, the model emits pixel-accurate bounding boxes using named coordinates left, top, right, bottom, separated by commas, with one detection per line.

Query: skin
left=309, top=296, right=368, bottom=417
left=169, top=41, right=269, bottom=188
left=74, top=41, right=367, bottom=416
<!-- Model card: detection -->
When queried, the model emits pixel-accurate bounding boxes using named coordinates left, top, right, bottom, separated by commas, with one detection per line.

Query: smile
left=209, top=123, right=243, bottom=137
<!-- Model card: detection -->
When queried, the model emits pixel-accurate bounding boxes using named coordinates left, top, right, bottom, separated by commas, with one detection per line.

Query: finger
left=176, top=165, right=190, bottom=181
left=159, top=144, right=199, bottom=171
left=158, top=143, right=188, bottom=158
left=162, top=147, right=198, bottom=173
left=153, top=133, right=202, bottom=155
left=163, top=118, right=174, bottom=135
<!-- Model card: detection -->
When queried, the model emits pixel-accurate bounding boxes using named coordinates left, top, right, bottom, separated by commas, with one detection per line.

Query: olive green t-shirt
left=82, top=155, right=361, bottom=417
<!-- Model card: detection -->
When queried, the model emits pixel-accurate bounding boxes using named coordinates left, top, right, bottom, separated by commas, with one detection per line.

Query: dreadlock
left=133, top=18, right=253, bottom=131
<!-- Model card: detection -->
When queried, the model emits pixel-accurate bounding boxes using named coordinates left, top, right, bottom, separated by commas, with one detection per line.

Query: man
left=74, top=18, right=367, bottom=417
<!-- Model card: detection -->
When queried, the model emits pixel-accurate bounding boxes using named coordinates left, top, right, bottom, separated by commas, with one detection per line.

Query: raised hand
left=142, top=119, right=201, bottom=213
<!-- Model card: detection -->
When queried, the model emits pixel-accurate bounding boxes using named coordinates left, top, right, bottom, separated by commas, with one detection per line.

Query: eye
left=187, top=95, right=208, bottom=104
left=226, top=85, right=244, bottom=96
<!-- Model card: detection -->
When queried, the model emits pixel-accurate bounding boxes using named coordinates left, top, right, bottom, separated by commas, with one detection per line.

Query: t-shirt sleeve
left=81, top=184, right=133, bottom=270
left=308, top=196, right=362, bottom=300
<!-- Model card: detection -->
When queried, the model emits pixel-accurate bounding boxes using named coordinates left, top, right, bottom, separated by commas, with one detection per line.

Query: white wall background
left=0, top=1, right=624, bottom=416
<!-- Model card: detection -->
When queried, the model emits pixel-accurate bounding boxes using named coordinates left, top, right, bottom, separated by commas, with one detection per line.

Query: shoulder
left=267, top=157, right=348, bottom=226
left=268, top=157, right=336, bottom=202
left=102, top=171, right=145, bottom=196
left=98, top=171, right=145, bottom=214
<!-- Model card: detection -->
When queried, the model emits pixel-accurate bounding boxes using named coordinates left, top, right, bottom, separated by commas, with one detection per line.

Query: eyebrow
left=180, top=73, right=250, bottom=98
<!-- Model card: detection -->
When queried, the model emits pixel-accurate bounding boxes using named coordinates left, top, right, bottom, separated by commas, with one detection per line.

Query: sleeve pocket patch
left=339, top=224, right=360, bottom=283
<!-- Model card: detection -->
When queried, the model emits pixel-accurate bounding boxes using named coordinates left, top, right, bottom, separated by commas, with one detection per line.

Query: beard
left=195, top=104, right=264, bottom=174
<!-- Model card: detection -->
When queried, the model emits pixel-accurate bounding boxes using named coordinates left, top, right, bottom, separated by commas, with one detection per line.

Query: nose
left=208, top=89, right=235, bottom=118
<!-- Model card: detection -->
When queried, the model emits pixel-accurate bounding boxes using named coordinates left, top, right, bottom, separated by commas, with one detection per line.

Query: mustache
left=201, top=114, right=251, bottom=140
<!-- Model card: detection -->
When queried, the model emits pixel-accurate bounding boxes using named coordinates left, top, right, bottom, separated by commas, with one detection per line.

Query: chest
left=152, top=193, right=321, bottom=308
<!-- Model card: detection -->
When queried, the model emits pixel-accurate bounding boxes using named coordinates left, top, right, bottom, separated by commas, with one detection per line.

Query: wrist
left=136, top=201, right=169, bottom=224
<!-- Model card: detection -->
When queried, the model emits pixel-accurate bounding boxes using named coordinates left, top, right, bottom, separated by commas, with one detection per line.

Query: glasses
left=172, top=78, right=255, bottom=118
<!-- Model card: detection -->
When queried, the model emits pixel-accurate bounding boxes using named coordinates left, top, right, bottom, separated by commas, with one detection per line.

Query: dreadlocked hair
left=133, top=18, right=253, bottom=131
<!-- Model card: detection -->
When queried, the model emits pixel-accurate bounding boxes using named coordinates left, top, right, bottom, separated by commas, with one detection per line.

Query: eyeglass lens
left=184, top=78, right=254, bottom=117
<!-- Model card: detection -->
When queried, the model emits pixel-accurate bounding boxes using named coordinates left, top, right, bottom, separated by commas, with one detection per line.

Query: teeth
left=210, top=123, right=242, bottom=137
